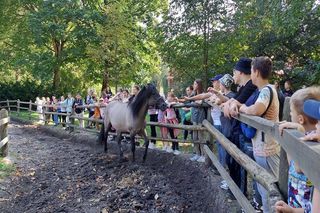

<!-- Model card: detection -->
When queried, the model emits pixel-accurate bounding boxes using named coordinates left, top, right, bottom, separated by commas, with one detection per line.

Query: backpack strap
left=261, top=85, right=273, bottom=117
left=261, top=86, right=273, bottom=142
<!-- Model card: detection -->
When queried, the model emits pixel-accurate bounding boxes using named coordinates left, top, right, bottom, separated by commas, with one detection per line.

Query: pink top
left=166, top=108, right=176, bottom=120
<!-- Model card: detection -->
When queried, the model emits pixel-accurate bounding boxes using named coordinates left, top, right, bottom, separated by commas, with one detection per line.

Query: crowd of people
left=34, top=86, right=140, bottom=130
left=172, top=57, right=319, bottom=213
left=33, top=56, right=320, bottom=213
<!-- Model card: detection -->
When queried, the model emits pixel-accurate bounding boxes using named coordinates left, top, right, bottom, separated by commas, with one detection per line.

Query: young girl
left=165, top=92, right=180, bottom=155
left=157, top=106, right=168, bottom=151
left=277, top=87, right=320, bottom=213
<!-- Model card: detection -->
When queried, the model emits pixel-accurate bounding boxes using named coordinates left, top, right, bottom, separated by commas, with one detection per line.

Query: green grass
left=10, top=110, right=38, bottom=121
left=0, top=158, right=15, bottom=178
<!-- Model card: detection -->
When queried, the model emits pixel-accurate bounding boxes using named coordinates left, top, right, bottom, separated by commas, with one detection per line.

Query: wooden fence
left=1, top=99, right=320, bottom=213
left=0, top=109, right=9, bottom=157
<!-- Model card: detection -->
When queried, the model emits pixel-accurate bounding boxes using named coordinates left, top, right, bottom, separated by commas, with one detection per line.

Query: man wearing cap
left=220, top=58, right=258, bottom=198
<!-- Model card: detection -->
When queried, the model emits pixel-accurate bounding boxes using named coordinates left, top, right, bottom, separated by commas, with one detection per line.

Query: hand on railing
left=301, top=131, right=320, bottom=142
left=278, top=121, right=305, bottom=136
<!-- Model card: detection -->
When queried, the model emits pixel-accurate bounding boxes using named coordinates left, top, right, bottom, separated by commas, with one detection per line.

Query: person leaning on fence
left=50, top=96, right=56, bottom=123
left=45, top=97, right=51, bottom=124
left=63, top=93, right=74, bottom=130
left=59, top=96, right=67, bottom=127
left=276, top=87, right=320, bottom=213
left=183, top=79, right=207, bottom=163
left=236, top=56, right=280, bottom=213
left=87, top=97, right=103, bottom=130
left=181, top=85, right=194, bottom=140
left=73, top=93, right=84, bottom=128
left=208, top=74, right=236, bottom=190
left=276, top=99, right=320, bottom=213
left=221, top=58, right=258, bottom=200
left=86, top=89, right=95, bottom=127
left=35, top=97, right=43, bottom=124
left=52, top=98, right=59, bottom=126
left=165, top=92, right=181, bottom=155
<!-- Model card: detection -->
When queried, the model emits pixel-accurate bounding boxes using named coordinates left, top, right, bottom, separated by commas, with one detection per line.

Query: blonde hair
left=290, top=86, right=320, bottom=124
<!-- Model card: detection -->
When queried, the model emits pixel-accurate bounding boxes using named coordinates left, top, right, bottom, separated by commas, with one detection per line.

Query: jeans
left=254, top=153, right=279, bottom=213
left=53, top=114, right=59, bottom=125
left=214, top=125, right=227, bottom=167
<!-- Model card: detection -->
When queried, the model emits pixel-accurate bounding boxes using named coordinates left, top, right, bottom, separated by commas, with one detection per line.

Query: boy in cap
left=275, top=98, right=320, bottom=213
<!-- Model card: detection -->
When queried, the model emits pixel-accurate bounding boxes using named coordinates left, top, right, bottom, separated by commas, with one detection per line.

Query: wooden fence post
left=205, top=107, right=214, bottom=167
left=29, top=100, right=32, bottom=120
left=17, top=99, right=20, bottom=116
left=0, top=109, right=9, bottom=157
left=277, top=97, right=290, bottom=200
left=6, top=99, right=10, bottom=113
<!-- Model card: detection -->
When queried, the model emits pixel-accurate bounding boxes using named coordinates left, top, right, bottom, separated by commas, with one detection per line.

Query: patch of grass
left=10, top=110, right=38, bottom=122
left=0, top=158, right=15, bottom=178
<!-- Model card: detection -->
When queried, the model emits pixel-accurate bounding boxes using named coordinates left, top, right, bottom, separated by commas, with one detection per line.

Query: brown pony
left=102, top=84, right=167, bottom=162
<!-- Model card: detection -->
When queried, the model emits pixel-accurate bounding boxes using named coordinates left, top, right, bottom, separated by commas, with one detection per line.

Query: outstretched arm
left=185, top=93, right=211, bottom=101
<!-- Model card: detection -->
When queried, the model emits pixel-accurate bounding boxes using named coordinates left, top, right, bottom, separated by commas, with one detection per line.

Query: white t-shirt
left=252, top=84, right=280, bottom=157
left=211, top=106, right=221, bottom=126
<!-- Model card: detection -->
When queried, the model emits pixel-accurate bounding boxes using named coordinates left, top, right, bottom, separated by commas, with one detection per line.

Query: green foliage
left=158, top=0, right=320, bottom=91
left=0, top=158, right=15, bottom=179
left=0, top=81, right=50, bottom=101
left=0, top=0, right=318, bottom=98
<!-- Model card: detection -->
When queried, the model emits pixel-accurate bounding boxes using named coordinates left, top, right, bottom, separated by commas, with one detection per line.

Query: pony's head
left=145, top=84, right=167, bottom=111
left=129, top=83, right=167, bottom=117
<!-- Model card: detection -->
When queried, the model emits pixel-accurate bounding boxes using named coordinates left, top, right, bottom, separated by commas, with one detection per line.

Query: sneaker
left=173, top=150, right=181, bottom=155
left=220, top=182, right=229, bottom=190
left=166, top=147, right=173, bottom=153
left=220, top=180, right=227, bottom=185
left=190, top=155, right=200, bottom=161
left=197, top=156, right=205, bottom=163
left=162, top=146, right=167, bottom=151
left=250, top=199, right=263, bottom=212
left=149, top=143, right=155, bottom=149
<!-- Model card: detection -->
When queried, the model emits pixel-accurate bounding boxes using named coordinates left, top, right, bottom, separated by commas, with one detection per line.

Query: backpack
left=240, top=86, right=273, bottom=139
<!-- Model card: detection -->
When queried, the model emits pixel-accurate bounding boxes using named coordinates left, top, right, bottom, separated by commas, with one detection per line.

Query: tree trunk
left=202, top=0, right=209, bottom=88
left=53, top=65, right=61, bottom=91
left=52, top=39, right=64, bottom=91
left=101, top=60, right=109, bottom=92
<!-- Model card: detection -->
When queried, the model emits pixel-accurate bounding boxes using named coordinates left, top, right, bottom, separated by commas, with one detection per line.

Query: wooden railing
left=0, top=109, right=9, bottom=157
left=1, top=99, right=320, bottom=213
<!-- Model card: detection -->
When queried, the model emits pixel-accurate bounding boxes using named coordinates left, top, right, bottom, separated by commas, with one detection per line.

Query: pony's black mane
left=129, top=85, right=153, bottom=117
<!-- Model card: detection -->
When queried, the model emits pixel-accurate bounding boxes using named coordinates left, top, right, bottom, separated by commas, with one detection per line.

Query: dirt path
left=0, top=122, right=240, bottom=213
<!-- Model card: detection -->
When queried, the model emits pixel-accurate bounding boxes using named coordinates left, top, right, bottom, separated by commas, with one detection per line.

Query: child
left=165, top=92, right=180, bottom=155
left=276, top=87, right=320, bottom=213
left=94, top=98, right=103, bottom=129
left=157, top=108, right=168, bottom=151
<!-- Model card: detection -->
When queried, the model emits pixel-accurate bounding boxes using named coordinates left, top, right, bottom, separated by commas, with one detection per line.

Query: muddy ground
left=0, top=121, right=240, bottom=213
